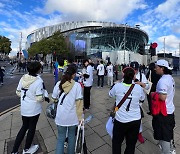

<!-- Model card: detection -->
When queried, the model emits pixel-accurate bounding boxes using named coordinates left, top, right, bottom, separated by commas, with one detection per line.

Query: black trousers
left=147, top=94, right=152, bottom=113
left=84, top=86, right=92, bottom=109
left=0, top=75, right=3, bottom=83
left=12, top=114, right=40, bottom=153
left=112, top=119, right=141, bottom=154
left=97, top=75, right=104, bottom=87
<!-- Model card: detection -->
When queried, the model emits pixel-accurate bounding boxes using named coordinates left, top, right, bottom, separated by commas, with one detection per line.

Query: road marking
left=0, top=104, right=20, bottom=117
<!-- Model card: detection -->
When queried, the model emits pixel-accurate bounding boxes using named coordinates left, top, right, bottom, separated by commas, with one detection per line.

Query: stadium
left=26, top=21, right=149, bottom=64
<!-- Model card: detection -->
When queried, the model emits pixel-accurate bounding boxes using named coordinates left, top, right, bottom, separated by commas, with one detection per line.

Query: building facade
left=26, top=21, right=149, bottom=64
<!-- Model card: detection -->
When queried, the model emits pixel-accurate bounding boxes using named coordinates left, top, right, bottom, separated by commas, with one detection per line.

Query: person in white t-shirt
left=97, top=60, right=105, bottom=88
left=153, top=59, right=176, bottom=154
left=130, top=61, right=150, bottom=144
left=52, top=66, right=83, bottom=154
left=82, top=59, right=94, bottom=110
left=109, top=67, right=145, bottom=154
left=106, top=62, right=113, bottom=86
left=11, top=61, right=49, bottom=154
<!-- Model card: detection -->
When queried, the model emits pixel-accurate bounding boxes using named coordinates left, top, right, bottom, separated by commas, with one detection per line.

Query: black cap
left=130, top=61, right=139, bottom=70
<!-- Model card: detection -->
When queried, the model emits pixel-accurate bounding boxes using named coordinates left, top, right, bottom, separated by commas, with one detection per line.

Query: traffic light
left=149, top=43, right=157, bottom=57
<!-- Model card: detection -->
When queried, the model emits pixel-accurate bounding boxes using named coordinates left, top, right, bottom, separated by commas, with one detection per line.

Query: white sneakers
left=171, top=149, right=176, bottom=154
left=22, top=144, right=39, bottom=154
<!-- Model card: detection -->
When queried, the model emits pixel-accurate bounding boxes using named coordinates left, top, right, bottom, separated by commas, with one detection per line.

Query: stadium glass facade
left=26, top=21, right=149, bottom=56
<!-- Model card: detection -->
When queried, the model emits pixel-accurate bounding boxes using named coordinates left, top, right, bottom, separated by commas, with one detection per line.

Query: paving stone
left=0, top=130, right=10, bottom=141
left=102, top=135, right=112, bottom=147
left=44, top=135, right=56, bottom=152
left=0, top=140, right=4, bottom=154
left=11, top=121, right=21, bottom=130
left=6, top=130, right=47, bottom=154
left=91, top=144, right=111, bottom=154
left=36, top=120, right=51, bottom=130
left=86, top=133, right=105, bottom=152
left=0, top=116, right=11, bottom=131
left=89, top=107, right=100, bottom=114
left=94, top=112, right=108, bottom=120
left=92, top=124, right=108, bottom=137
left=85, top=125, right=94, bottom=137
left=39, top=126, right=55, bottom=139
left=10, top=127, right=19, bottom=138
left=87, top=117, right=102, bottom=128
left=142, top=129, right=158, bottom=145
left=136, top=140, right=160, bottom=154
left=99, top=116, right=109, bottom=124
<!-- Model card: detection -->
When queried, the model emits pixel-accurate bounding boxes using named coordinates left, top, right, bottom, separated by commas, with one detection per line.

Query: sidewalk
left=1, top=76, right=180, bottom=154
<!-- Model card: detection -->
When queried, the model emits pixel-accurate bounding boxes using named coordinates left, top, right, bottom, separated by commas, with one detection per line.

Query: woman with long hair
left=109, top=67, right=145, bottom=154
left=11, top=61, right=49, bottom=154
left=153, top=59, right=176, bottom=154
left=52, top=65, right=83, bottom=154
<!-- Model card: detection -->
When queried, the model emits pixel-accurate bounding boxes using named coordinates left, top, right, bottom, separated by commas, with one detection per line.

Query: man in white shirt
left=153, top=59, right=176, bottom=154
left=106, top=62, right=113, bottom=86
left=97, top=60, right=105, bottom=88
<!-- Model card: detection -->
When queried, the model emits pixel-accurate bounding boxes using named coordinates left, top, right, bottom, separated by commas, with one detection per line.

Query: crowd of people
left=10, top=58, right=176, bottom=154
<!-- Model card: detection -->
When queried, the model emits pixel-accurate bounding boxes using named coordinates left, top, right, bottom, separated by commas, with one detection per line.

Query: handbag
left=75, top=120, right=84, bottom=154
left=144, top=70, right=153, bottom=95
left=106, top=84, right=135, bottom=138
left=46, top=91, right=68, bottom=119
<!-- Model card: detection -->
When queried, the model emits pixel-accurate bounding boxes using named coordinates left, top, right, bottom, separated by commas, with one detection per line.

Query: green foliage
left=28, top=31, right=69, bottom=57
left=0, top=35, right=12, bottom=54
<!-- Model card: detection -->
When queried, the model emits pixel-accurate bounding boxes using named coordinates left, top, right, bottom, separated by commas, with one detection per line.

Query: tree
left=0, top=35, right=12, bottom=54
left=28, top=31, right=69, bottom=58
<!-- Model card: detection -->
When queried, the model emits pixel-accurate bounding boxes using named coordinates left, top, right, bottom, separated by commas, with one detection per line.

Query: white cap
left=156, top=59, right=173, bottom=70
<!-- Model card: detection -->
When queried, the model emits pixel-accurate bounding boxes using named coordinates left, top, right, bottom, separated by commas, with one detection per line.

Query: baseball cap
left=156, top=59, right=173, bottom=70
left=130, top=61, right=139, bottom=70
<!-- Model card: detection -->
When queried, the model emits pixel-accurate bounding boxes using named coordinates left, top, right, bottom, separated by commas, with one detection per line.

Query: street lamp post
left=123, top=23, right=127, bottom=64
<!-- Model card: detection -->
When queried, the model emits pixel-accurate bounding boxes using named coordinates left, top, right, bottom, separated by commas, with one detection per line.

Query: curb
left=0, top=104, right=20, bottom=117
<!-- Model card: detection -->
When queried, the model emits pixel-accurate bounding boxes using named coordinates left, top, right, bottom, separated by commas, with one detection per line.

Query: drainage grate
left=7, top=130, right=47, bottom=154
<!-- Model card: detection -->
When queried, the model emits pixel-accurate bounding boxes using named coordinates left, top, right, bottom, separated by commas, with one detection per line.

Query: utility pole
left=123, top=23, right=127, bottom=64
left=164, top=37, right=165, bottom=58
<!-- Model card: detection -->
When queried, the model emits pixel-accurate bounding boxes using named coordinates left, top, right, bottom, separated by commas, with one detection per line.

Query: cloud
left=158, top=35, right=180, bottom=49
left=155, top=0, right=180, bottom=19
left=43, top=0, right=147, bottom=21
left=0, top=2, right=5, bottom=8
left=137, top=0, right=180, bottom=52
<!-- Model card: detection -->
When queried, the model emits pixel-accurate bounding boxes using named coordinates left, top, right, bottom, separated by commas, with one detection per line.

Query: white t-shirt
left=107, top=65, right=113, bottom=77
left=82, top=65, right=93, bottom=87
left=156, top=74, right=175, bottom=114
left=17, top=76, right=44, bottom=117
left=97, top=64, right=105, bottom=75
left=109, top=82, right=145, bottom=123
left=52, top=81, right=83, bottom=126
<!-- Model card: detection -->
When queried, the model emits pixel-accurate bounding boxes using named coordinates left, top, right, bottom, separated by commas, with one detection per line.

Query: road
left=0, top=61, right=55, bottom=114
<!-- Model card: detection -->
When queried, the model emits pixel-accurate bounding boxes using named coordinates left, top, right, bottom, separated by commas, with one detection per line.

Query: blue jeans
left=55, top=125, right=77, bottom=154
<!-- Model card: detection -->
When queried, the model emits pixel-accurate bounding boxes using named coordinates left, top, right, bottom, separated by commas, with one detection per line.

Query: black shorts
left=152, top=113, right=175, bottom=142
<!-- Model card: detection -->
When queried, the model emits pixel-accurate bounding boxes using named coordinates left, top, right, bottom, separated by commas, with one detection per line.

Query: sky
left=0, top=0, right=179, bottom=57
